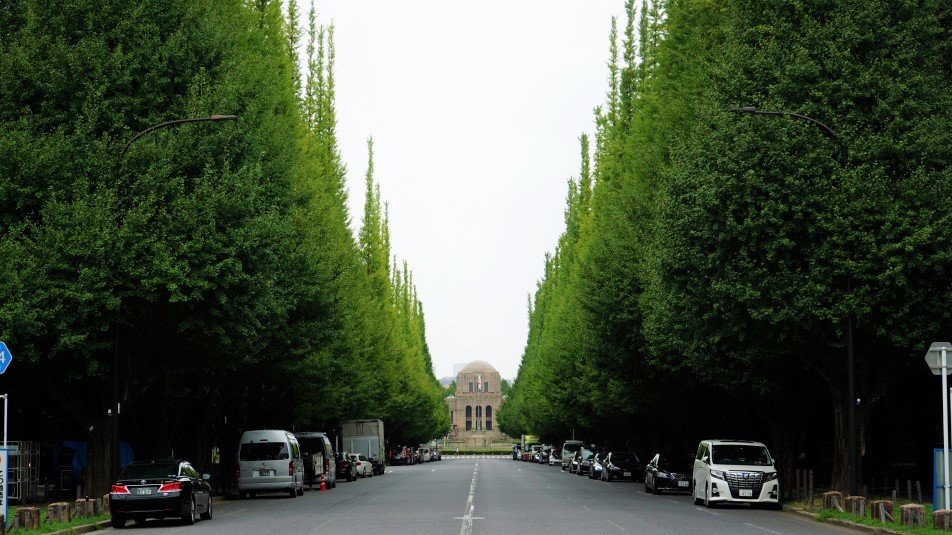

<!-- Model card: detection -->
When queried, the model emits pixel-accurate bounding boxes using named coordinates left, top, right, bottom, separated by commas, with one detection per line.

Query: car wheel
left=249, top=490, right=257, bottom=498
left=200, top=496, right=213, bottom=520
left=182, top=497, right=196, bottom=525
left=239, top=490, right=247, bottom=499
left=692, top=481, right=702, bottom=505
left=297, top=484, right=304, bottom=496
left=331, top=480, right=337, bottom=488
left=652, top=481, right=660, bottom=495
left=289, top=485, right=297, bottom=498
left=110, top=515, right=125, bottom=529
left=607, top=471, right=612, bottom=482
left=561, top=465, right=565, bottom=471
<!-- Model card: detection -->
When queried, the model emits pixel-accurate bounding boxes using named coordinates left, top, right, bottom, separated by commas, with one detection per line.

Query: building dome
left=460, top=360, right=498, bottom=374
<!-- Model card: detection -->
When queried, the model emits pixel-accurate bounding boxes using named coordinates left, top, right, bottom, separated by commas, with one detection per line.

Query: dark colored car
left=335, top=452, right=357, bottom=482
left=577, top=447, right=598, bottom=476
left=370, top=457, right=386, bottom=475
left=600, top=451, right=642, bottom=482
left=512, top=444, right=521, bottom=460
left=569, top=450, right=582, bottom=473
left=431, top=448, right=442, bottom=461
left=109, top=459, right=212, bottom=529
left=644, top=452, right=691, bottom=493
left=589, top=452, right=608, bottom=479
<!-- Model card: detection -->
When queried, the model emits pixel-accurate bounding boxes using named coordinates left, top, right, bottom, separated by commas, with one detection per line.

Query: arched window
left=476, top=406, right=482, bottom=418
left=485, top=405, right=493, bottom=431
left=465, top=406, right=472, bottom=431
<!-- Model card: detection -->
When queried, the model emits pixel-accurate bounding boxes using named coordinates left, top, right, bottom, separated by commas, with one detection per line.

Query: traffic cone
left=319, top=474, right=327, bottom=492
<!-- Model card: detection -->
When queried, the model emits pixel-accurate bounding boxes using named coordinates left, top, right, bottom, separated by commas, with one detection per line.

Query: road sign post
left=925, top=342, right=952, bottom=510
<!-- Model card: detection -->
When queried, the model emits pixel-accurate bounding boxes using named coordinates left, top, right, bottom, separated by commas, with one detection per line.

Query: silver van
left=561, top=440, right=585, bottom=471
left=294, top=431, right=337, bottom=489
left=237, top=430, right=305, bottom=498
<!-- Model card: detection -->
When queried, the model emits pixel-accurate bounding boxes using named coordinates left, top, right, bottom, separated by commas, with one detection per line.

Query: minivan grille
left=726, top=471, right=764, bottom=499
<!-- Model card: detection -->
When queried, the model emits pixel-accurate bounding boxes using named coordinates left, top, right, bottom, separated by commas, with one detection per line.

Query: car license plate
left=258, top=469, right=272, bottom=476
left=740, top=489, right=753, bottom=497
left=623, top=472, right=631, bottom=477
left=134, top=487, right=153, bottom=495
left=678, top=481, right=689, bottom=487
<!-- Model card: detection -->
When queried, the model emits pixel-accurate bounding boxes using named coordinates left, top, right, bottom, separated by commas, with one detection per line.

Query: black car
left=576, top=447, right=597, bottom=476
left=644, top=452, right=691, bottom=493
left=370, top=457, right=387, bottom=475
left=601, top=451, right=642, bottom=482
left=109, top=459, right=212, bottom=529
left=335, top=452, right=357, bottom=482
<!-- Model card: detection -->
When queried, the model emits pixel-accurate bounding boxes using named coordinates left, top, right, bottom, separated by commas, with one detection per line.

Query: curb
left=784, top=506, right=902, bottom=535
left=45, top=496, right=230, bottom=534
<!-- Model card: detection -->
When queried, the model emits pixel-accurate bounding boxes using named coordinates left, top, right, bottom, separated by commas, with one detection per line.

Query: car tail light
left=158, top=481, right=182, bottom=492
left=111, top=484, right=130, bottom=494
left=289, top=461, right=295, bottom=476
left=236, top=463, right=240, bottom=479
left=324, top=458, right=330, bottom=473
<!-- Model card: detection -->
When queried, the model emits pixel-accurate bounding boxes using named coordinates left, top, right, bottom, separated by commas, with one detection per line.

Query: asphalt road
left=107, top=457, right=856, bottom=534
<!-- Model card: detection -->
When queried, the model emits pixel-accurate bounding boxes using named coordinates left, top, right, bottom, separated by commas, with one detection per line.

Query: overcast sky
left=305, top=1, right=623, bottom=380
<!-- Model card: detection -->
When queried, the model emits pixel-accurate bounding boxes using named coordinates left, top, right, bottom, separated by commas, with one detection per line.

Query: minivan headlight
left=764, top=471, right=778, bottom=481
left=710, top=469, right=728, bottom=480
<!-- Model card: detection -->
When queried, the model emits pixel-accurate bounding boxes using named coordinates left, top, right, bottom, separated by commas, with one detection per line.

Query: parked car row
left=517, top=438, right=781, bottom=509
left=387, top=445, right=443, bottom=465
left=109, top=428, right=389, bottom=529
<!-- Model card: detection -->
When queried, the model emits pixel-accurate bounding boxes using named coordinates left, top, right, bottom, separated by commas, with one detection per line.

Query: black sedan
left=576, top=447, right=598, bottom=476
left=601, top=451, right=642, bottom=482
left=109, top=459, right=212, bottom=528
left=644, top=452, right=691, bottom=493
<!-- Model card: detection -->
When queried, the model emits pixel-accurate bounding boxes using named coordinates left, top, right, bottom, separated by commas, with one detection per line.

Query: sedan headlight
left=764, top=471, right=778, bottom=481
left=710, top=469, right=728, bottom=480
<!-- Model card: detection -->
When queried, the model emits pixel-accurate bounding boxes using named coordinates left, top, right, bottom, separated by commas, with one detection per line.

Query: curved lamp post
left=728, top=106, right=855, bottom=496
left=111, top=114, right=238, bottom=480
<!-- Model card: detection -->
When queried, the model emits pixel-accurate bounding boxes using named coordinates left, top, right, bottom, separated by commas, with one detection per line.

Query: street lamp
left=111, top=114, right=238, bottom=480
left=728, top=106, right=855, bottom=495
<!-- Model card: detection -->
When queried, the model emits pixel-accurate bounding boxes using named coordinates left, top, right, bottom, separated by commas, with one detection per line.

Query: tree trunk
left=84, top=422, right=113, bottom=497
left=830, top=390, right=850, bottom=493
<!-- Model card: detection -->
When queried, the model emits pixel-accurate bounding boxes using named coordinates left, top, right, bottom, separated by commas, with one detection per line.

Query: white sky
left=304, top=1, right=623, bottom=380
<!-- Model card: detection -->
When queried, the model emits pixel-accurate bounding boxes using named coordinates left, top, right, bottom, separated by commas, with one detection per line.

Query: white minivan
left=237, top=430, right=305, bottom=499
left=692, top=439, right=780, bottom=509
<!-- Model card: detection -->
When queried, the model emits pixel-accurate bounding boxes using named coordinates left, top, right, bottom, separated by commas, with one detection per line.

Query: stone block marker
left=102, top=493, right=110, bottom=509
left=935, top=509, right=952, bottom=531
left=822, top=491, right=844, bottom=511
left=901, top=503, right=926, bottom=527
left=16, top=507, right=40, bottom=529
left=74, top=497, right=102, bottom=518
left=869, top=499, right=893, bottom=522
left=46, top=502, right=72, bottom=523
left=845, top=495, right=865, bottom=516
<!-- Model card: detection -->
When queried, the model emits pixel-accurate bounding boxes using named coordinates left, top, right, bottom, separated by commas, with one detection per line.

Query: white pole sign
left=0, top=449, right=7, bottom=527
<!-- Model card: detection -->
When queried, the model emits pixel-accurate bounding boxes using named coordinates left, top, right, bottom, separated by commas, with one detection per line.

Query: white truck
left=341, top=419, right=385, bottom=464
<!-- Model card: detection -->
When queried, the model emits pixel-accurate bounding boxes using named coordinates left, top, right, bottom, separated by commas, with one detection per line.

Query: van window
left=290, top=441, right=301, bottom=460
left=563, top=443, right=582, bottom=454
left=240, top=442, right=289, bottom=461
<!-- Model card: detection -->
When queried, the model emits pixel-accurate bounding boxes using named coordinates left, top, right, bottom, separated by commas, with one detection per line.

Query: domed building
left=445, top=360, right=505, bottom=445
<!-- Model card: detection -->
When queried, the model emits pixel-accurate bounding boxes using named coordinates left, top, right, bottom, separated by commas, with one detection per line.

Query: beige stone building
left=445, top=360, right=505, bottom=445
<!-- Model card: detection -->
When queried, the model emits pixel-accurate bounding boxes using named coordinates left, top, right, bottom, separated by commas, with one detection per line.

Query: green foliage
left=504, top=0, right=952, bottom=491
left=0, top=0, right=446, bottom=492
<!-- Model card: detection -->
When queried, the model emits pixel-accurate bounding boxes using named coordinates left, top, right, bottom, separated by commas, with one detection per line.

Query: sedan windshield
left=120, top=463, right=179, bottom=480
left=611, top=453, right=634, bottom=464
left=711, top=445, right=772, bottom=466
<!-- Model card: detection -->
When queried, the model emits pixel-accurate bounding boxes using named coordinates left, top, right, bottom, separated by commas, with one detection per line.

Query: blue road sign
left=0, top=341, right=12, bottom=374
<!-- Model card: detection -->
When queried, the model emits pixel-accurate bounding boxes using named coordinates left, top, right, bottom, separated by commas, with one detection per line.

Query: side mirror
left=202, top=473, right=211, bottom=481
left=702, top=455, right=709, bottom=463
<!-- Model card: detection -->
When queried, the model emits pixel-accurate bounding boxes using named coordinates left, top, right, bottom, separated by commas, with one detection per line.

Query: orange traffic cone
left=319, top=475, right=327, bottom=492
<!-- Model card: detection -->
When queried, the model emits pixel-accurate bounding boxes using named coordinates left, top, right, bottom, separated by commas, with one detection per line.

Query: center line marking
left=744, top=523, right=782, bottom=534
left=459, top=462, right=479, bottom=535
left=583, top=505, right=593, bottom=511
left=606, top=519, right=626, bottom=531
left=695, top=507, right=720, bottom=516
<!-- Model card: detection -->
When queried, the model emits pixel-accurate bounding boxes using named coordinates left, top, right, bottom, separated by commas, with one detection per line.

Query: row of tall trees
left=499, top=0, right=951, bottom=493
left=0, top=0, right=447, bottom=494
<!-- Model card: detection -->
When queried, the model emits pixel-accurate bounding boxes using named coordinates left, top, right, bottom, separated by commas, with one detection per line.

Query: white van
left=295, top=431, right=337, bottom=489
left=692, top=439, right=780, bottom=509
left=561, top=440, right=585, bottom=471
left=237, top=430, right=305, bottom=499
